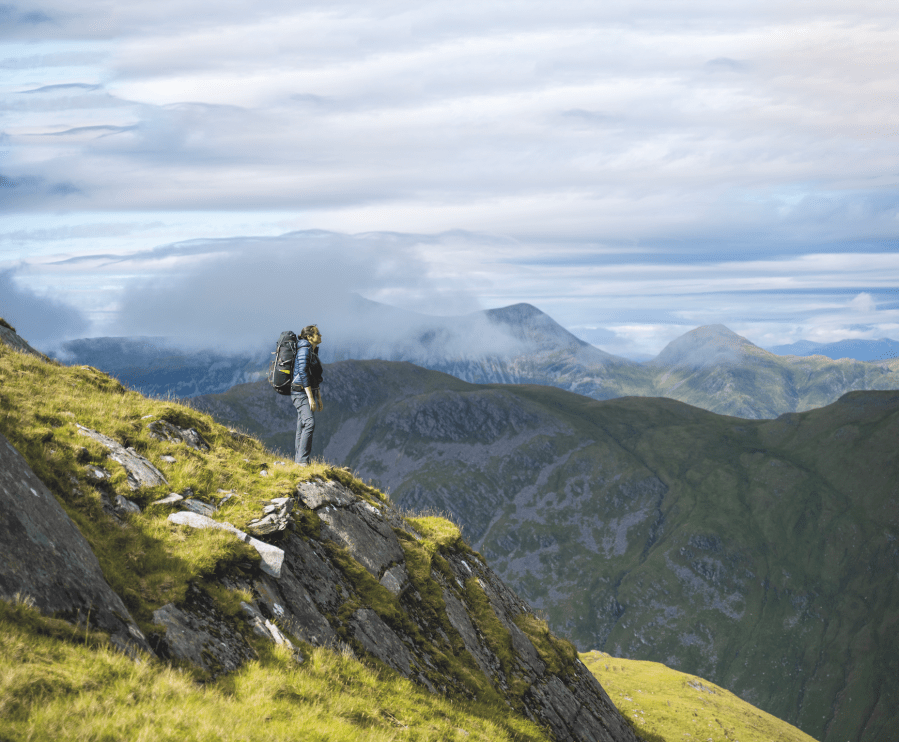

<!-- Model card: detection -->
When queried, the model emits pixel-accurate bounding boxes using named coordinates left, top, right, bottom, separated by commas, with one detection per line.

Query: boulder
left=0, top=432, right=150, bottom=655
left=76, top=424, right=168, bottom=490
left=246, top=496, right=294, bottom=536
left=146, top=419, right=210, bottom=451
left=150, top=586, right=255, bottom=676
left=167, top=511, right=284, bottom=578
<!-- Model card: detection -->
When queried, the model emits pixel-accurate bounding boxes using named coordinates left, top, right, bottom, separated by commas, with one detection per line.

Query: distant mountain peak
left=650, top=324, right=759, bottom=369
left=484, top=303, right=545, bottom=323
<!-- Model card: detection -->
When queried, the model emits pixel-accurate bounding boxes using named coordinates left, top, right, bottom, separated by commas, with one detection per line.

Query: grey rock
left=76, top=424, right=168, bottom=490
left=86, top=465, right=111, bottom=481
left=114, top=495, right=141, bottom=514
left=253, top=551, right=339, bottom=647
left=0, top=323, right=46, bottom=358
left=241, top=601, right=275, bottom=639
left=246, top=513, right=281, bottom=535
left=238, top=600, right=301, bottom=661
left=160, top=455, right=177, bottom=463
left=150, top=588, right=255, bottom=676
left=296, top=479, right=355, bottom=510
left=350, top=608, right=413, bottom=676
left=279, top=534, right=349, bottom=616
left=247, top=496, right=295, bottom=536
left=0, top=431, right=150, bottom=656
left=380, top=564, right=410, bottom=596
left=528, top=667, right=640, bottom=742
left=181, top=498, right=216, bottom=517
left=154, top=493, right=184, bottom=506
left=167, top=511, right=284, bottom=578
left=318, top=502, right=404, bottom=579
left=442, top=588, right=498, bottom=681
left=146, top=419, right=210, bottom=451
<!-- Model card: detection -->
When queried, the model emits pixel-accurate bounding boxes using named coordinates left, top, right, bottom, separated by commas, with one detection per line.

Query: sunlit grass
left=0, top=343, right=554, bottom=741
left=0, top=599, right=547, bottom=742
left=581, top=651, right=818, bottom=742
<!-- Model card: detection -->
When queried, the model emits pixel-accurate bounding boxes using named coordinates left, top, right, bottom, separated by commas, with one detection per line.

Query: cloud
left=3, top=1, right=898, bottom=357
left=106, top=231, right=484, bottom=352
left=0, top=268, right=89, bottom=348
left=848, top=292, right=876, bottom=314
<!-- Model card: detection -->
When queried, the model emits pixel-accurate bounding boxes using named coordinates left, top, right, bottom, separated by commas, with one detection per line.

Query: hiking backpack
left=268, top=331, right=298, bottom=395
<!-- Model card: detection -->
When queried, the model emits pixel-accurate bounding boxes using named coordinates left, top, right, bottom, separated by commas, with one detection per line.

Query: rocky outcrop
left=246, top=496, right=295, bottom=535
left=76, top=424, right=168, bottom=490
left=0, top=432, right=150, bottom=655
left=146, top=419, right=210, bottom=451
left=149, top=585, right=257, bottom=675
left=0, top=321, right=47, bottom=359
left=138, top=475, right=638, bottom=742
left=216, top=478, right=640, bottom=742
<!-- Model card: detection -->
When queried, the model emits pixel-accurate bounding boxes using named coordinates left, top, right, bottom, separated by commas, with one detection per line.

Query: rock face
left=220, top=478, right=640, bottom=742
left=127, top=473, right=638, bottom=741
left=0, top=432, right=150, bottom=655
left=150, top=586, right=258, bottom=675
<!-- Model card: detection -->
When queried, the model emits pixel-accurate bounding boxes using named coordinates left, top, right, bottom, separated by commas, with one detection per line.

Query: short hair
left=299, top=325, right=319, bottom=341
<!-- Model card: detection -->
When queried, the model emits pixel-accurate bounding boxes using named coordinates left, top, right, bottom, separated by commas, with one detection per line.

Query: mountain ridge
left=52, top=301, right=899, bottom=419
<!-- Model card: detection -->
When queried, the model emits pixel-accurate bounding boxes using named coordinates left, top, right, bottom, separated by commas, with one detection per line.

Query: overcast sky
left=1, top=0, right=897, bottom=357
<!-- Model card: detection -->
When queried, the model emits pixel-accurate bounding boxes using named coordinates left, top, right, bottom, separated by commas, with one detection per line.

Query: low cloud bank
left=0, top=269, right=90, bottom=349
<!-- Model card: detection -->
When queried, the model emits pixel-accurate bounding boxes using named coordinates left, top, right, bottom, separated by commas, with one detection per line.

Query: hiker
left=291, top=325, right=324, bottom=465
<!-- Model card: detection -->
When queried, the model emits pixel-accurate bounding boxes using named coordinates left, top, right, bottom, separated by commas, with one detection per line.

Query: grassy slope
left=580, top=651, right=818, bottom=742
left=0, top=342, right=549, bottom=742
left=190, top=363, right=899, bottom=742
left=1, top=597, right=540, bottom=742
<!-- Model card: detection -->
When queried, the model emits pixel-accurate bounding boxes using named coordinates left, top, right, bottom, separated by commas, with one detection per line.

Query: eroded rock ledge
left=160, top=477, right=640, bottom=742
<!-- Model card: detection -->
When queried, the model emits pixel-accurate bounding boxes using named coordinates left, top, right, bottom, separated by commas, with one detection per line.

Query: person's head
left=300, top=325, right=322, bottom=346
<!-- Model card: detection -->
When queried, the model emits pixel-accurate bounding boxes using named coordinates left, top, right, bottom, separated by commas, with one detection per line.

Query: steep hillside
left=192, top=360, right=899, bottom=742
left=0, top=330, right=640, bottom=742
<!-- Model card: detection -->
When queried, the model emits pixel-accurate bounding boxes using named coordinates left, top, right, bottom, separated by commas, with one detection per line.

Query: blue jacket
left=291, top=339, right=323, bottom=390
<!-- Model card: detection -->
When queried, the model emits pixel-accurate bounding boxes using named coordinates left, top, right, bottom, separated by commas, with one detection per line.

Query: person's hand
left=315, top=393, right=324, bottom=412
left=305, top=388, right=315, bottom=409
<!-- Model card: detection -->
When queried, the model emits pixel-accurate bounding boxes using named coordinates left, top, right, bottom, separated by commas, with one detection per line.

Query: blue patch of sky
left=499, top=239, right=898, bottom=267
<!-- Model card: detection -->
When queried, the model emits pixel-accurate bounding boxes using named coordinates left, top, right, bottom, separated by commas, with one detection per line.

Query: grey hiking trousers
left=291, top=391, right=315, bottom=465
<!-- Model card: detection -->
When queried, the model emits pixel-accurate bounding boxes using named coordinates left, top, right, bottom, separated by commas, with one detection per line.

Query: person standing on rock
left=291, top=325, right=324, bottom=466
